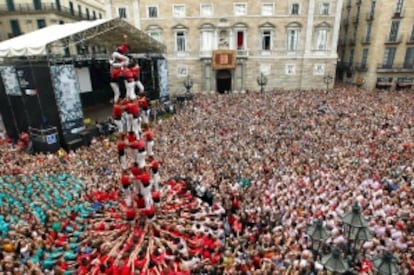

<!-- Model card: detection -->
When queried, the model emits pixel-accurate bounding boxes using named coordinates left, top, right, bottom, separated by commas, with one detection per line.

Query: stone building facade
left=337, top=0, right=414, bottom=90
left=0, top=0, right=105, bottom=44
left=105, top=0, right=343, bottom=94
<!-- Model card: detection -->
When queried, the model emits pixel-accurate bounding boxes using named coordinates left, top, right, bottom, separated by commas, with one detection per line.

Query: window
left=177, top=65, right=188, bottom=77
left=99, top=13, right=102, bottom=19
left=285, top=64, right=296, bottom=75
left=395, top=0, right=404, bottom=13
left=314, top=64, right=325, bottom=75
left=200, top=3, right=213, bottom=16
left=364, top=23, right=372, bottom=42
left=349, top=48, right=354, bottom=64
left=403, top=48, right=414, bottom=68
left=320, top=3, right=330, bottom=15
left=175, top=31, right=187, bottom=52
left=149, top=32, right=161, bottom=42
left=290, top=3, right=300, bottom=15
left=118, top=7, right=127, bottom=19
left=64, top=47, right=70, bottom=57
left=173, top=5, right=186, bottom=17
left=78, top=4, right=82, bottom=17
left=200, top=30, right=215, bottom=51
left=236, top=30, right=245, bottom=50
left=147, top=6, right=158, bottom=18
left=234, top=3, right=247, bottom=16
left=361, top=48, right=369, bottom=66
left=410, top=26, right=414, bottom=41
left=10, top=19, right=21, bottom=36
left=69, top=1, right=74, bottom=15
left=33, top=0, right=42, bottom=10
left=388, top=21, right=400, bottom=42
left=316, top=29, right=328, bottom=50
left=261, top=3, right=274, bottom=16
left=383, top=47, right=396, bottom=68
left=6, top=0, right=15, bottom=11
left=86, top=8, right=90, bottom=19
left=93, top=11, right=96, bottom=19
left=287, top=29, right=299, bottom=51
left=55, top=0, right=61, bottom=11
left=261, top=30, right=272, bottom=50
left=37, top=19, right=46, bottom=29
left=59, top=20, right=64, bottom=24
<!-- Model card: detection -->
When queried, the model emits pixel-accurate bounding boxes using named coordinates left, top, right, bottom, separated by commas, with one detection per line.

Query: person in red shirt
left=117, top=134, right=127, bottom=171
left=149, top=158, right=160, bottom=192
left=110, top=67, right=123, bottom=103
left=138, top=95, right=150, bottom=124
left=110, top=34, right=129, bottom=69
left=138, top=171, right=153, bottom=208
left=136, top=139, right=146, bottom=169
left=131, top=62, right=144, bottom=94
left=124, top=62, right=137, bottom=101
left=113, top=102, right=124, bottom=133
left=143, top=127, right=154, bottom=157
left=128, top=100, right=141, bottom=138
left=121, top=170, right=132, bottom=206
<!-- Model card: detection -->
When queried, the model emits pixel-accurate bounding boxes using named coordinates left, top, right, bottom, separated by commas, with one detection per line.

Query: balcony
left=0, top=3, right=95, bottom=21
left=236, top=49, right=249, bottom=58
left=377, top=63, right=414, bottom=73
left=385, top=34, right=403, bottom=45
left=355, top=63, right=368, bottom=72
left=392, top=9, right=404, bottom=19
left=352, top=16, right=359, bottom=24
left=366, top=12, right=374, bottom=21
left=199, top=50, right=212, bottom=58
left=356, top=0, right=362, bottom=5
left=361, top=37, right=371, bottom=45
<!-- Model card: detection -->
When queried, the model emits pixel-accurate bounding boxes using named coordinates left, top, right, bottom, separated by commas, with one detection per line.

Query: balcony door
left=33, top=0, right=42, bottom=10
left=6, top=0, right=15, bottom=11
left=404, top=48, right=414, bottom=69
left=55, top=0, right=61, bottom=11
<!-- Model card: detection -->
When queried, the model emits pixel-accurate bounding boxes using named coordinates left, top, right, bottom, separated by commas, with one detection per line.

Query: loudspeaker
left=32, top=136, right=60, bottom=153
left=80, top=130, right=92, bottom=146
left=65, top=138, right=84, bottom=152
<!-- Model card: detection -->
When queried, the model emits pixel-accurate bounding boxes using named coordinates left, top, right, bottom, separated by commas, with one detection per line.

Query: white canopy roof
left=0, top=18, right=166, bottom=58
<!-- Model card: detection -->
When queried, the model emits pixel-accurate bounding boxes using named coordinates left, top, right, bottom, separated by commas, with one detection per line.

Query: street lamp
left=256, top=72, right=268, bottom=94
left=183, top=75, right=193, bottom=94
left=342, top=203, right=371, bottom=261
left=307, top=219, right=329, bottom=254
left=323, top=74, right=334, bottom=91
left=372, top=251, right=400, bottom=275
left=321, top=248, right=349, bottom=274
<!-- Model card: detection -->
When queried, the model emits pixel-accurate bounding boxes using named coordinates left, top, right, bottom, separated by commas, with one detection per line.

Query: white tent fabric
left=0, top=19, right=110, bottom=57
left=0, top=18, right=166, bottom=58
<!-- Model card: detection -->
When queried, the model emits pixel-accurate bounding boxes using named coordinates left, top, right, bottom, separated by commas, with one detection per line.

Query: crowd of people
left=0, top=85, right=413, bottom=274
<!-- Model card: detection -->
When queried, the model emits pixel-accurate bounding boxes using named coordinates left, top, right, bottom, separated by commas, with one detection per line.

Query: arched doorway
left=216, top=70, right=231, bottom=93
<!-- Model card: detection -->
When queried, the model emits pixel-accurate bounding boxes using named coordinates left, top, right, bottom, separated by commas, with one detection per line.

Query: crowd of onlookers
left=0, top=85, right=413, bottom=274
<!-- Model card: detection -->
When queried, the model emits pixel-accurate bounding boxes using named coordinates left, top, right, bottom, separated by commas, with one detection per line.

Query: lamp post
left=372, top=251, right=400, bottom=275
left=183, top=75, right=193, bottom=94
left=321, top=248, right=349, bottom=274
left=256, top=72, right=268, bottom=94
left=323, top=74, right=334, bottom=91
left=307, top=219, right=329, bottom=255
left=342, top=203, right=371, bottom=263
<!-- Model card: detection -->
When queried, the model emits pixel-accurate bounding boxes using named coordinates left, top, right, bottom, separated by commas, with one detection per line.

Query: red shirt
left=111, top=67, right=123, bottom=79
left=124, top=67, right=134, bottom=80
left=138, top=97, right=148, bottom=109
left=139, top=172, right=151, bottom=186
left=144, top=130, right=153, bottom=141
left=117, top=140, right=125, bottom=151
left=131, top=65, right=140, bottom=79
left=118, top=43, right=129, bottom=54
left=121, top=175, right=130, bottom=187
left=113, top=104, right=123, bottom=117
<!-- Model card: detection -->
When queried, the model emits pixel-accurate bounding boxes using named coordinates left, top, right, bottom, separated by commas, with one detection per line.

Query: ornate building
left=337, top=0, right=414, bottom=90
left=111, top=0, right=343, bottom=93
